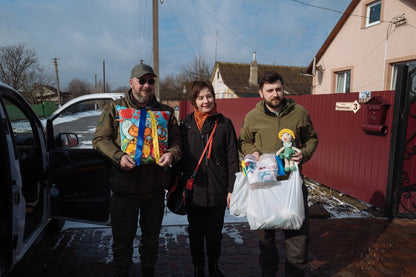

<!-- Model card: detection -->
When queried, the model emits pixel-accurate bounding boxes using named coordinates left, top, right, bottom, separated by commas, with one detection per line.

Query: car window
left=3, top=96, right=46, bottom=240
left=3, top=98, right=35, bottom=156
left=52, top=99, right=113, bottom=148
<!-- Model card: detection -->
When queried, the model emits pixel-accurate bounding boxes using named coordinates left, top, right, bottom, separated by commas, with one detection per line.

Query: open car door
left=46, top=94, right=123, bottom=224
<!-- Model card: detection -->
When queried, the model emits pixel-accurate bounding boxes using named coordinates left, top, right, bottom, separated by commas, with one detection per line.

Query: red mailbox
left=362, top=96, right=390, bottom=136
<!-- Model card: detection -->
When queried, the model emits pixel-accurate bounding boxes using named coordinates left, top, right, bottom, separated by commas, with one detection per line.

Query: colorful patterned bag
left=116, top=105, right=169, bottom=165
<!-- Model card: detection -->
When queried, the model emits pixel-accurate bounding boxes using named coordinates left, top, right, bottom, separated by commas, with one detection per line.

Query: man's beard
left=135, top=94, right=152, bottom=104
left=265, top=97, right=283, bottom=109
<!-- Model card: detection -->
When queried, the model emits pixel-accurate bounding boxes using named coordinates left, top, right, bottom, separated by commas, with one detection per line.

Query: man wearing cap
left=93, top=63, right=182, bottom=277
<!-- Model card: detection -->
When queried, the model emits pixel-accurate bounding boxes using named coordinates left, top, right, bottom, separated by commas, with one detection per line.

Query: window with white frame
left=366, top=1, right=381, bottom=27
left=335, top=70, right=351, bottom=93
left=391, top=60, right=416, bottom=90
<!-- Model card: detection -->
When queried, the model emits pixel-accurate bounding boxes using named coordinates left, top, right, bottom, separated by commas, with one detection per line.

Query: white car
left=0, top=82, right=124, bottom=276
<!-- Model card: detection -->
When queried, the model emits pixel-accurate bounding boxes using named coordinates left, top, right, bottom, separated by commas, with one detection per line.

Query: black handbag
left=166, top=119, right=218, bottom=215
left=166, top=174, right=190, bottom=215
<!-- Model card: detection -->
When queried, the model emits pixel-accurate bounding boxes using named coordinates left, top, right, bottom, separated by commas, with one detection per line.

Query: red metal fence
left=292, top=91, right=395, bottom=210
left=179, top=91, right=396, bottom=210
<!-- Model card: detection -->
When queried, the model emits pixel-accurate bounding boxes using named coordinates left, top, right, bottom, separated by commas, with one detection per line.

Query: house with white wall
left=305, top=0, right=416, bottom=94
left=211, top=53, right=312, bottom=98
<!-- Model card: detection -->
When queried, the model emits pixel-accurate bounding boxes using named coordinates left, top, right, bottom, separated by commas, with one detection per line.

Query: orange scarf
left=193, top=104, right=217, bottom=131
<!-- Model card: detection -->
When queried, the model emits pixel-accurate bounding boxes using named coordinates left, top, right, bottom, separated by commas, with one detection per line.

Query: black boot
left=141, top=266, right=155, bottom=277
left=194, top=266, right=205, bottom=277
left=208, top=264, right=224, bottom=277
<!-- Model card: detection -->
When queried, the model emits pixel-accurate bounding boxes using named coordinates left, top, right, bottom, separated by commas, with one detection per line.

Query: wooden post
left=153, top=0, right=160, bottom=100
left=53, top=58, right=62, bottom=106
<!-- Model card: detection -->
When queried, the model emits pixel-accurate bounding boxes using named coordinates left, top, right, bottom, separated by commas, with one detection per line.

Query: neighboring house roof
left=34, top=84, right=70, bottom=101
left=306, top=0, right=360, bottom=74
left=213, top=61, right=312, bottom=96
left=35, top=85, right=57, bottom=96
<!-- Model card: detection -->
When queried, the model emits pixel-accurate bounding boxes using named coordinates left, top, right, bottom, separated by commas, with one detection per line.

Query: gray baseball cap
left=130, top=63, right=157, bottom=79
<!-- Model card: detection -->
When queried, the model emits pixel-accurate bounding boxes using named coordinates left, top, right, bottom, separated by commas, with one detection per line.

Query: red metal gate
left=386, top=65, right=416, bottom=218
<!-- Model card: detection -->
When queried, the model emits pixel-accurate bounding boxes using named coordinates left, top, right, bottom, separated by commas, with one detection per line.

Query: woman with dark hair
left=180, top=80, right=239, bottom=277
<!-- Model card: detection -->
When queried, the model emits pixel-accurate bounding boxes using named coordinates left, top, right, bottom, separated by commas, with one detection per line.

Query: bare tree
left=0, top=44, right=39, bottom=90
left=67, top=79, right=93, bottom=98
left=181, top=54, right=212, bottom=82
left=0, top=44, right=55, bottom=103
left=94, top=79, right=111, bottom=94
left=160, top=73, right=188, bottom=101
left=20, top=67, right=54, bottom=104
left=158, top=55, right=212, bottom=102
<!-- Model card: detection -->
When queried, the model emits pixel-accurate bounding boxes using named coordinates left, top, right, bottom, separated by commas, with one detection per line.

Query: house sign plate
left=335, top=100, right=361, bottom=114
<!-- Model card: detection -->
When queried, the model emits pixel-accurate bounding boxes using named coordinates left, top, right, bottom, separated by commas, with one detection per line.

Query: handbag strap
left=191, top=118, right=219, bottom=177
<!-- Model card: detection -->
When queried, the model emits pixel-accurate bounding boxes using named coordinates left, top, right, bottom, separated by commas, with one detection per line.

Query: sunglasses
left=138, top=78, right=155, bottom=85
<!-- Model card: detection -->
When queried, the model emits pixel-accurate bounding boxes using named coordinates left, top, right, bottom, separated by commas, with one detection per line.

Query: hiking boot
left=208, top=264, right=224, bottom=277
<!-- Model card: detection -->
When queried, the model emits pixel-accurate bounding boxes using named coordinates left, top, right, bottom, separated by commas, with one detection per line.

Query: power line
left=0, top=25, right=27, bottom=46
left=192, top=0, right=276, bottom=63
left=290, top=0, right=409, bottom=25
left=138, top=0, right=152, bottom=64
left=164, top=0, right=197, bottom=59
left=290, top=0, right=344, bottom=14
left=407, top=23, right=416, bottom=29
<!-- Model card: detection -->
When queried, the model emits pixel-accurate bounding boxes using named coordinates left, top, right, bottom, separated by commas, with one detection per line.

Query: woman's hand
left=227, top=192, right=232, bottom=208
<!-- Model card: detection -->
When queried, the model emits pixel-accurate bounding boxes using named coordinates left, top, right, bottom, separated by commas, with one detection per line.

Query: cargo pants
left=110, top=192, right=165, bottom=276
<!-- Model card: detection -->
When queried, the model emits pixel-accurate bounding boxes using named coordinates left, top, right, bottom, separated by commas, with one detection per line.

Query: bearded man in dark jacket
left=239, top=71, right=318, bottom=277
left=92, top=63, right=181, bottom=277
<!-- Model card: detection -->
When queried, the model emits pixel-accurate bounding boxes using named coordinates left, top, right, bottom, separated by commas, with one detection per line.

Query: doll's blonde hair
left=278, top=128, right=295, bottom=140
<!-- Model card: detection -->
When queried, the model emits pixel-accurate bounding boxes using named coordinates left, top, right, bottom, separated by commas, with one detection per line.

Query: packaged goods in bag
left=244, top=153, right=279, bottom=187
left=246, top=163, right=304, bottom=230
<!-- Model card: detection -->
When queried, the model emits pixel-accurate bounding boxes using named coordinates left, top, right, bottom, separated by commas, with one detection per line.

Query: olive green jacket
left=239, top=98, right=318, bottom=165
left=92, top=90, right=182, bottom=198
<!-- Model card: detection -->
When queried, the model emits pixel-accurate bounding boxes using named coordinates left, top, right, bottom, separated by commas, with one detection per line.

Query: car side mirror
left=57, top=133, right=79, bottom=147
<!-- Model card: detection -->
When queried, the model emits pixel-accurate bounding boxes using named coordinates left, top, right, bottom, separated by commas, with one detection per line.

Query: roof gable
left=213, top=62, right=312, bottom=96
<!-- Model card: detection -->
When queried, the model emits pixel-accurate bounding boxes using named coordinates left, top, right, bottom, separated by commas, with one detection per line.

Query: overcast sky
left=1, top=0, right=351, bottom=90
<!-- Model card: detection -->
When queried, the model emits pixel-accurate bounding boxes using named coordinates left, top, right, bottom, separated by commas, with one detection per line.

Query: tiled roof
left=214, top=62, right=312, bottom=96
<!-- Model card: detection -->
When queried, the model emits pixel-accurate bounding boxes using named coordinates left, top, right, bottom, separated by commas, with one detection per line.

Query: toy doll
left=276, top=129, right=301, bottom=172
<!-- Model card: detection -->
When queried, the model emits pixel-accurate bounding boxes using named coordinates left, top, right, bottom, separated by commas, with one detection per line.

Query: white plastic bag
left=244, top=153, right=278, bottom=187
left=229, top=172, right=249, bottom=217
left=246, top=163, right=304, bottom=230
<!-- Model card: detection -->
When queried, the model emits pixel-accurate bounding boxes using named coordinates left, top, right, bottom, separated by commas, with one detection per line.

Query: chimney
left=249, top=52, right=258, bottom=85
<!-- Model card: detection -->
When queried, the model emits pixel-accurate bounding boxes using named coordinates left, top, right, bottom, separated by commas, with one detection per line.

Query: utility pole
left=95, top=74, right=97, bottom=93
left=52, top=58, right=62, bottom=107
left=103, top=60, right=106, bottom=93
left=153, top=0, right=160, bottom=100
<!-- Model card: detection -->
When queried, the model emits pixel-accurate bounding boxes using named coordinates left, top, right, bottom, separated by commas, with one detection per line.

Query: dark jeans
left=110, top=192, right=165, bottom=275
left=187, top=206, right=226, bottom=268
left=259, top=184, right=310, bottom=277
